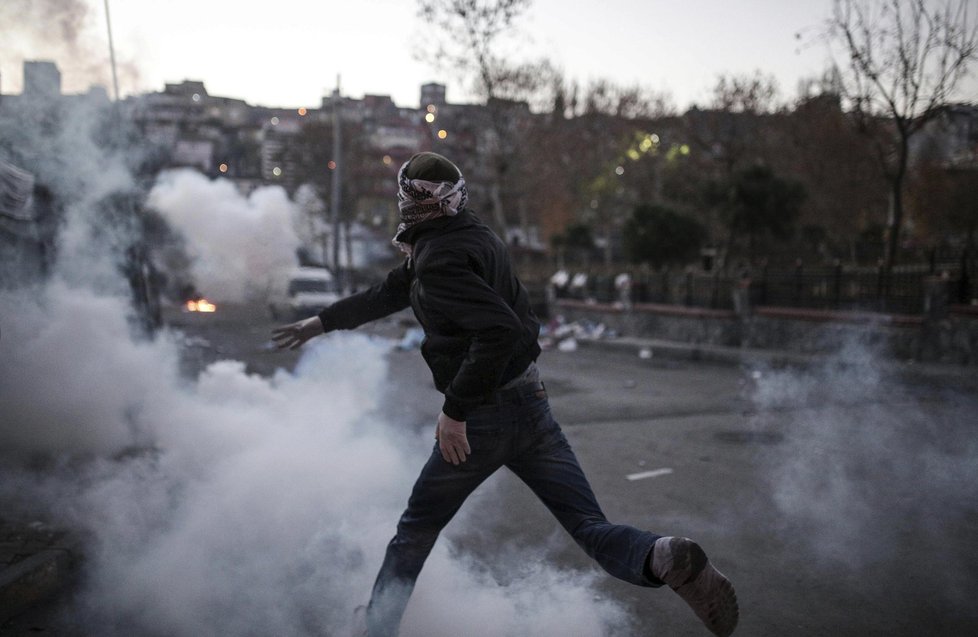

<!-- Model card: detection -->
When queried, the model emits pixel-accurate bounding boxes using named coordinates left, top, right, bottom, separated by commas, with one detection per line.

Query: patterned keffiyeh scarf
left=392, top=159, right=468, bottom=252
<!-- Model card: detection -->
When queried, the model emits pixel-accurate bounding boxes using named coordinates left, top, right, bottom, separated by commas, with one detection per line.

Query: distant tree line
left=408, top=0, right=978, bottom=277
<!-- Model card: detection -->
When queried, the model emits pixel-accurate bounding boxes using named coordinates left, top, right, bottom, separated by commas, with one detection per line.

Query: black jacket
left=318, top=210, right=541, bottom=421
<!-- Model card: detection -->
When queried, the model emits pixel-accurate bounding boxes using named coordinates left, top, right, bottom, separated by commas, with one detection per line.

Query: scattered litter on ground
left=626, top=468, right=674, bottom=481
left=539, top=315, right=617, bottom=351
left=396, top=316, right=617, bottom=353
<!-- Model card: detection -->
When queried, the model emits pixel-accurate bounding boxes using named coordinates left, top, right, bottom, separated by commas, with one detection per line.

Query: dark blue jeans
left=366, top=383, right=662, bottom=636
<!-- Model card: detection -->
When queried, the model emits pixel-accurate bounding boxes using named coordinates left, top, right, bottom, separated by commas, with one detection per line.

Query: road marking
left=626, top=468, right=673, bottom=481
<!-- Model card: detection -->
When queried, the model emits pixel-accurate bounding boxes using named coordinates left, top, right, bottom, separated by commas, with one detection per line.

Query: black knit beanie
left=403, top=152, right=461, bottom=183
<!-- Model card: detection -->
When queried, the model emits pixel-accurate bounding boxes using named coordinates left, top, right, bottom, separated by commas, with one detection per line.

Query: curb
left=575, top=336, right=978, bottom=385
left=580, top=336, right=810, bottom=367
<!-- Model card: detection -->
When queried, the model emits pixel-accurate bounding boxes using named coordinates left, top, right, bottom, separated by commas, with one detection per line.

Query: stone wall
left=552, top=294, right=978, bottom=366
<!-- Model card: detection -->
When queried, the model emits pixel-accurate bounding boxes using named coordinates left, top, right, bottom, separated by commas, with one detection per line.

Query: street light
left=103, top=0, right=120, bottom=101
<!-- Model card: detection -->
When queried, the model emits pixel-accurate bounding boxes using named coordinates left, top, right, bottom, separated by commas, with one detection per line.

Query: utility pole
left=103, top=0, right=120, bottom=101
left=330, top=75, right=343, bottom=291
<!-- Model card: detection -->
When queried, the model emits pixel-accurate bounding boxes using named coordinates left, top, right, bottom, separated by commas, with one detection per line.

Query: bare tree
left=786, top=87, right=889, bottom=263
left=416, top=0, right=549, bottom=236
left=828, top=0, right=978, bottom=274
left=574, top=78, right=675, bottom=120
left=698, top=72, right=782, bottom=174
left=418, top=0, right=532, bottom=99
left=680, top=72, right=782, bottom=267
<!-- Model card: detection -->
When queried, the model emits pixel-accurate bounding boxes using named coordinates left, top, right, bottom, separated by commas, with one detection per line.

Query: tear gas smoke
left=0, top=0, right=138, bottom=96
left=747, top=340, right=978, bottom=622
left=0, top=81, right=631, bottom=637
left=0, top=289, right=632, bottom=635
left=0, top=0, right=103, bottom=93
left=147, top=169, right=300, bottom=303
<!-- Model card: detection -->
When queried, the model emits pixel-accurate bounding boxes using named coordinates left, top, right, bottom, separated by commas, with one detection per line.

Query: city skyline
left=3, top=0, right=976, bottom=110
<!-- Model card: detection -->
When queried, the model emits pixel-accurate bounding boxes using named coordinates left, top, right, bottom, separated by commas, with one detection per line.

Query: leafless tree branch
left=828, top=0, right=978, bottom=272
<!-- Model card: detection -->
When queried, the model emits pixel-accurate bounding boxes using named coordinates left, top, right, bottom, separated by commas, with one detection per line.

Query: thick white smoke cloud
left=1, top=110, right=629, bottom=631
left=1, top=74, right=630, bottom=634
left=0, top=284, right=631, bottom=635
left=0, top=282, right=173, bottom=456
left=147, top=169, right=300, bottom=303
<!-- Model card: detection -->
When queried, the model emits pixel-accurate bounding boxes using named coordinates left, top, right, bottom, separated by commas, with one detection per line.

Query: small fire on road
left=184, top=298, right=217, bottom=313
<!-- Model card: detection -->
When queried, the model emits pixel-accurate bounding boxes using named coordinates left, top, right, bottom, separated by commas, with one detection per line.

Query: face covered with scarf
left=392, top=152, right=468, bottom=253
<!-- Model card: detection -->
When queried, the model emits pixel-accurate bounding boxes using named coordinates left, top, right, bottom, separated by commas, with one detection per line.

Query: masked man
left=273, top=152, right=738, bottom=636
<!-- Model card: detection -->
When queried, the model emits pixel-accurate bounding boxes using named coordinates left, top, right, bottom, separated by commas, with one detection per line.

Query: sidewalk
left=574, top=333, right=978, bottom=386
left=0, top=518, right=76, bottom=627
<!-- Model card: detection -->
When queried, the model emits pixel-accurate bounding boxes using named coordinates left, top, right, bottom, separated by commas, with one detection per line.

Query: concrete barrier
left=553, top=291, right=977, bottom=366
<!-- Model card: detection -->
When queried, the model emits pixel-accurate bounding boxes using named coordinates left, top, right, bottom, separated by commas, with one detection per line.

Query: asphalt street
left=174, top=302, right=978, bottom=636
left=4, top=301, right=977, bottom=636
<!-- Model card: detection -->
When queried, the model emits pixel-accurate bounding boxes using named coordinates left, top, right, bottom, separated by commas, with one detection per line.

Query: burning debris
left=184, top=298, right=217, bottom=313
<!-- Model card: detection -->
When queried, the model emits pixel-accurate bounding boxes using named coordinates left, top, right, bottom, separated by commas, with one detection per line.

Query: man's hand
left=271, top=316, right=324, bottom=350
left=436, top=411, right=470, bottom=465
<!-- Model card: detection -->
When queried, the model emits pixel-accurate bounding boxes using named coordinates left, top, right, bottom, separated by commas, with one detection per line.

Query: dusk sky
left=3, top=0, right=976, bottom=109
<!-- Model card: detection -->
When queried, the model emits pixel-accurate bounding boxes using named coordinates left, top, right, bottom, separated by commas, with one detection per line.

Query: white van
left=269, top=267, right=340, bottom=320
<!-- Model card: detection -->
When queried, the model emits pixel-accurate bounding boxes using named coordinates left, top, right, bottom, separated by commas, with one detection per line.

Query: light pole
left=103, top=0, right=120, bottom=101
left=330, top=76, right=343, bottom=291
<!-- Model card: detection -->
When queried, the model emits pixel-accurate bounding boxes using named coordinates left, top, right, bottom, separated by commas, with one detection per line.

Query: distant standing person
left=273, top=152, right=739, bottom=636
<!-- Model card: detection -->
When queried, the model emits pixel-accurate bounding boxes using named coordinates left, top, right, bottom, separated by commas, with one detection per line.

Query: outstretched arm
left=271, top=316, right=323, bottom=350
left=271, top=259, right=412, bottom=349
left=317, top=259, right=412, bottom=330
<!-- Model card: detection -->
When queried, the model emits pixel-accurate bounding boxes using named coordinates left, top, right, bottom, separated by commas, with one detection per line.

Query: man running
left=273, top=152, right=738, bottom=636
